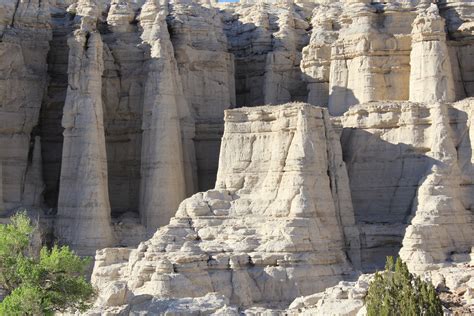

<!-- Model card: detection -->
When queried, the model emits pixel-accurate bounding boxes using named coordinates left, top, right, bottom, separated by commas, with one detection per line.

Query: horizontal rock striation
left=90, top=103, right=359, bottom=311
left=341, top=99, right=474, bottom=272
left=0, top=0, right=51, bottom=211
left=0, top=0, right=473, bottom=313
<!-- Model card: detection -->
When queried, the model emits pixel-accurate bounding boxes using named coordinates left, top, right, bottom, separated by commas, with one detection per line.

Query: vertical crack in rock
left=23, top=136, right=45, bottom=207
left=9, top=0, right=21, bottom=28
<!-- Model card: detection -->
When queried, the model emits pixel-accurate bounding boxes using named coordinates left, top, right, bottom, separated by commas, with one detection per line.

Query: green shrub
left=0, top=212, right=95, bottom=315
left=366, top=256, right=443, bottom=316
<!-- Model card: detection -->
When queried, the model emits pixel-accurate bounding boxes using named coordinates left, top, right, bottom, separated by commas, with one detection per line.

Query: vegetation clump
left=0, top=212, right=95, bottom=315
left=366, top=256, right=443, bottom=316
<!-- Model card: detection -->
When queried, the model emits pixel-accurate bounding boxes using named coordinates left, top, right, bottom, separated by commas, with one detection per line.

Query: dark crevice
left=10, top=0, right=21, bottom=27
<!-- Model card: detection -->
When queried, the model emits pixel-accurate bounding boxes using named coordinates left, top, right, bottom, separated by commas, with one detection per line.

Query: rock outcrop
left=326, top=0, right=414, bottom=115
left=409, top=4, right=456, bottom=103
left=90, top=103, right=359, bottom=311
left=288, top=262, right=474, bottom=315
left=0, top=0, right=51, bottom=211
left=0, top=0, right=474, bottom=314
left=56, top=25, right=115, bottom=255
left=400, top=100, right=474, bottom=272
left=138, top=0, right=189, bottom=234
left=223, top=2, right=309, bottom=107
left=341, top=99, right=474, bottom=272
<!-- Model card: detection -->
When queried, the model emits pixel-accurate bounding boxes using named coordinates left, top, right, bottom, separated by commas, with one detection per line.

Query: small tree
left=366, top=256, right=443, bottom=316
left=0, top=212, right=95, bottom=315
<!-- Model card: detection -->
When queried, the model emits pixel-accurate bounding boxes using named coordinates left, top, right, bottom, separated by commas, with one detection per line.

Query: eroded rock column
left=409, top=4, right=456, bottom=103
left=300, top=2, right=341, bottom=107
left=263, top=7, right=308, bottom=104
left=138, top=0, right=188, bottom=233
left=91, top=104, right=359, bottom=311
left=400, top=102, right=474, bottom=272
left=56, top=27, right=115, bottom=255
left=328, top=0, right=413, bottom=115
left=0, top=0, right=50, bottom=210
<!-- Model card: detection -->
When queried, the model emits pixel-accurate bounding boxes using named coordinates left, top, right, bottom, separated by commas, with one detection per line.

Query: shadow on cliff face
left=223, top=10, right=309, bottom=108
left=449, top=105, right=474, bottom=216
left=341, top=128, right=436, bottom=272
left=328, top=86, right=359, bottom=116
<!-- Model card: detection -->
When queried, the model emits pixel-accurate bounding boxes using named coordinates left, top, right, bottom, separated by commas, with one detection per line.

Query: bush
left=0, top=212, right=95, bottom=315
left=366, top=256, right=443, bottom=316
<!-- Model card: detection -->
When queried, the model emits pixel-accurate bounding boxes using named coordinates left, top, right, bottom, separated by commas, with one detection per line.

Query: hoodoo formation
left=0, top=0, right=473, bottom=314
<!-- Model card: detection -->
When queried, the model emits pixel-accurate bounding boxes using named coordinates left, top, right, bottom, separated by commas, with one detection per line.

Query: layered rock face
left=409, top=4, right=456, bottom=103
left=341, top=100, right=474, bottom=272
left=223, top=2, right=310, bottom=107
left=169, top=2, right=236, bottom=191
left=300, top=1, right=474, bottom=115
left=55, top=27, right=116, bottom=254
left=0, top=0, right=51, bottom=211
left=1, top=0, right=474, bottom=313
left=91, top=104, right=359, bottom=311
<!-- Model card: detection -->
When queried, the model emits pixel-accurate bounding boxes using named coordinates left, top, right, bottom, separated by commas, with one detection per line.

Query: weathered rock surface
left=223, top=2, right=309, bottom=107
left=0, top=0, right=474, bottom=314
left=341, top=99, right=474, bottom=272
left=55, top=25, right=116, bottom=255
left=0, top=0, right=51, bottom=211
left=90, top=103, right=359, bottom=312
left=409, top=4, right=456, bottom=103
left=138, top=0, right=189, bottom=234
left=399, top=102, right=474, bottom=273
left=287, top=262, right=474, bottom=316
left=168, top=1, right=236, bottom=197
left=288, top=273, right=371, bottom=316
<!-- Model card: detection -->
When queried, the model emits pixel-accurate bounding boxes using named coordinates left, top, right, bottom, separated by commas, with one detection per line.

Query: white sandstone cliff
left=90, top=103, right=360, bottom=313
left=56, top=26, right=116, bottom=255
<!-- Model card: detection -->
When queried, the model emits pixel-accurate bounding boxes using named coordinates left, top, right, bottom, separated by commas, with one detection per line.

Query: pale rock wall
left=300, top=1, right=342, bottom=107
left=55, top=22, right=116, bottom=255
left=441, top=0, right=474, bottom=99
left=91, top=104, right=359, bottom=311
left=0, top=1, right=474, bottom=309
left=300, top=0, right=474, bottom=113
left=341, top=99, right=474, bottom=272
left=400, top=101, right=474, bottom=272
left=223, top=3, right=309, bottom=107
left=101, top=0, right=145, bottom=217
left=341, top=101, right=436, bottom=271
left=169, top=2, right=236, bottom=191
left=0, top=0, right=51, bottom=210
left=50, top=0, right=238, bottom=247
left=138, top=0, right=190, bottom=233
left=40, top=5, right=74, bottom=209
left=327, top=1, right=414, bottom=115
left=263, top=8, right=307, bottom=105
left=409, top=4, right=456, bottom=103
